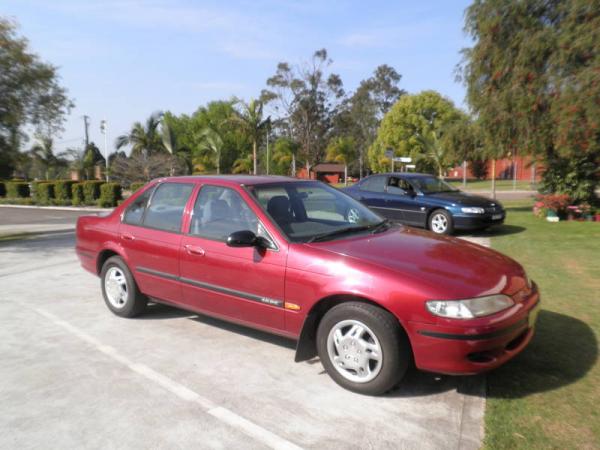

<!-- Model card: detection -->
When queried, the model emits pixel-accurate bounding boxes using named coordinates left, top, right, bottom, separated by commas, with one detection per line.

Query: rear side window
left=360, top=176, right=387, bottom=193
left=142, top=183, right=194, bottom=232
left=123, top=187, right=154, bottom=225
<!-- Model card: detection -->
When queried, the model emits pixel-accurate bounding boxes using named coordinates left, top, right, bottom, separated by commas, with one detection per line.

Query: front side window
left=410, top=176, right=457, bottom=194
left=387, top=177, right=414, bottom=195
left=190, top=185, right=272, bottom=244
left=249, top=182, right=385, bottom=243
left=142, top=183, right=194, bottom=232
left=123, top=186, right=155, bottom=225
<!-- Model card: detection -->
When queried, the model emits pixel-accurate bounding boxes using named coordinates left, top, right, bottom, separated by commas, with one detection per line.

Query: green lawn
left=484, top=200, right=600, bottom=449
left=449, top=179, right=536, bottom=191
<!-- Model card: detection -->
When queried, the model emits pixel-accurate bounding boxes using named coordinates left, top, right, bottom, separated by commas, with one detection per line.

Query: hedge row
left=1, top=180, right=126, bottom=207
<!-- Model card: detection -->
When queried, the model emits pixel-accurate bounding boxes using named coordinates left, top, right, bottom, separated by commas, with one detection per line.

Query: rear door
left=179, top=184, right=286, bottom=331
left=119, top=182, right=195, bottom=305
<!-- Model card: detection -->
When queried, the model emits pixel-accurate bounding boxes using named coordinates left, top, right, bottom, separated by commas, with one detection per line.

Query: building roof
left=313, top=163, right=345, bottom=172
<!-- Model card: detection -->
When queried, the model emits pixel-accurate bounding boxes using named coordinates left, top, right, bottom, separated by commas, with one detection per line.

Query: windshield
left=410, top=176, right=458, bottom=194
left=248, top=181, right=386, bottom=243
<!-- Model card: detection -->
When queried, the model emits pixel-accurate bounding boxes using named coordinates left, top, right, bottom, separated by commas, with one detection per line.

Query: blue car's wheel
left=428, top=209, right=454, bottom=235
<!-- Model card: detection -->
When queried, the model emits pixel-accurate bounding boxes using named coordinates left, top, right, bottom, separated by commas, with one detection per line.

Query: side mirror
left=227, top=230, right=258, bottom=247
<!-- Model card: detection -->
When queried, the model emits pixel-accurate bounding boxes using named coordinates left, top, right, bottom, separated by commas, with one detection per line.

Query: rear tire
left=428, top=209, right=454, bottom=235
left=316, top=302, right=410, bottom=395
left=100, top=256, right=147, bottom=318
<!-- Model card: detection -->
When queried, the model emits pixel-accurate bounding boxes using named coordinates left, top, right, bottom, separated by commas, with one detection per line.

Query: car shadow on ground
left=456, top=224, right=526, bottom=238
left=138, top=305, right=597, bottom=399
left=484, top=309, right=598, bottom=399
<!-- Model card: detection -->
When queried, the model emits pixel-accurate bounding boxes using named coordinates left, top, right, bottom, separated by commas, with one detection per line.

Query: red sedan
left=76, top=176, right=540, bottom=395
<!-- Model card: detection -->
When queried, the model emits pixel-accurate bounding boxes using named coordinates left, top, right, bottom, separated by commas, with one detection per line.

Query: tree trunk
left=491, top=159, right=496, bottom=199
left=344, top=165, right=348, bottom=186
left=252, top=140, right=257, bottom=175
left=216, top=151, right=220, bottom=174
left=462, top=160, right=467, bottom=188
left=292, top=154, right=296, bottom=177
left=359, top=151, right=364, bottom=179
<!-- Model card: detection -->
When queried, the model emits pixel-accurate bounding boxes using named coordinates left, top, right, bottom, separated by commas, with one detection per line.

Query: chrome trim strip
left=136, top=266, right=283, bottom=308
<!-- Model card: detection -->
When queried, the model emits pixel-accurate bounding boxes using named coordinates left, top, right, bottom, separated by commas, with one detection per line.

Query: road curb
left=0, top=204, right=112, bottom=213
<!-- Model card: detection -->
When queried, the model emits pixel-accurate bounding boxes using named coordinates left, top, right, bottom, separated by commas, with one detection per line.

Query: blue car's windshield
left=410, top=176, right=458, bottom=194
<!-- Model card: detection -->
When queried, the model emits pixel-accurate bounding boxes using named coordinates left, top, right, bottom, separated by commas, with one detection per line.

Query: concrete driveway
left=0, top=216, right=485, bottom=449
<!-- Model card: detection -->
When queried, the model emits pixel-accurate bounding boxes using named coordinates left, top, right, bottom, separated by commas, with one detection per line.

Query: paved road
left=0, top=232, right=484, bottom=449
left=0, top=207, right=105, bottom=236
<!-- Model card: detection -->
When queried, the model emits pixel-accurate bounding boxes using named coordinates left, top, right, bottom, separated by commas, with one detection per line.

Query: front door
left=179, top=184, right=286, bottom=331
left=385, top=177, right=428, bottom=226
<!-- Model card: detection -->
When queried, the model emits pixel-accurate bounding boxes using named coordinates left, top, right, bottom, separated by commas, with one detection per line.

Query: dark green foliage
left=130, top=182, right=146, bottom=192
left=461, top=0, right=600, bottom=202
left=470, top=159, right=489, bottom=180
left=0, top=19, right=72, bottom=178
left=539, top=153, right=598, bottom=204
left=83, top=181, right=104, bottom=205
left=0, top=181, right=5, bottom=197
left=97, top=183, right=122, bottom=208
left=36, top=182, right=54, bottom=205
left=71, top=183, right=84, bottom=206
left=6, top=181, right=30, bottom=198
left=54, top=180, right=75, bottom=203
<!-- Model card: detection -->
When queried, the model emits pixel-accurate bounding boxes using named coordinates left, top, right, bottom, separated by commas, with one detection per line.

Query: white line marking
left=27, top=304, right=303, bottom=450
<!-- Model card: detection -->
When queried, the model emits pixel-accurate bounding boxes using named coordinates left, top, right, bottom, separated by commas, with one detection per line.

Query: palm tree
left=232, top=154, right=253, bottom=174
left=326, top=137, right=357, bottom=186
left=116, top=111, right=164, bottom=157
left=271, top=137, right=298, bottom=175
left=416, top=130, right=448, bottom=178
left=196, top=127, right=224, bottom=174
left=29, top=136, right=58, bottom=180
left=231, top=99, right=270, bottom=175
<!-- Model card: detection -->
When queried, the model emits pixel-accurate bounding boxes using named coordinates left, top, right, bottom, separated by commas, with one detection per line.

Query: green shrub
left=36, top=182, right=55, bottom=205
left=130, top=181, right=146, bottom=192
left=0, top=197, right=35, bottom=205
left=6, top=181, right=30, bottom=198
left=83, top=181, right=104, bottom=205
left=54, top=180, right=76, bottom=203
left=0, top=181, right=5, bottom=197
left=72, top=183, right=85, bottom=206
left=98, top=183, right=122, bottom=208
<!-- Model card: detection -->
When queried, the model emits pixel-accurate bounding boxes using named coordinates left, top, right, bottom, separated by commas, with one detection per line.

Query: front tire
left=428, top=209, right=454, bottom=235
left=100, top=256, right=147, bottom=318
left=316, top=302, right=410, bottom=395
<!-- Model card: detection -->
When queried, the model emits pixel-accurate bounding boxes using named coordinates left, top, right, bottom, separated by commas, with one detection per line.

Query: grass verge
left=484, top=200, right=600, bottom=449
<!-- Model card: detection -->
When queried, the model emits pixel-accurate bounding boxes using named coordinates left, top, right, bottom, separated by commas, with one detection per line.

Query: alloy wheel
left=104, top=267, right=128, bottom=308
left=430, top=213, right=448, bottom=234
left=326, top=319, right=383, bottom=383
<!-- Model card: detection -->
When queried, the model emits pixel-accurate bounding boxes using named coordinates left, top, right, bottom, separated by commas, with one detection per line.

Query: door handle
left=121, top=233, right=135, bottom=241
left=185, top=244, right=205, bottom=256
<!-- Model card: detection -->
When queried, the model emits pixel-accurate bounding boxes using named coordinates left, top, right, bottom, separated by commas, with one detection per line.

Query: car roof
left=152, top=174, right=309, bottom=187
left=366, top=172, right=436, bottom=179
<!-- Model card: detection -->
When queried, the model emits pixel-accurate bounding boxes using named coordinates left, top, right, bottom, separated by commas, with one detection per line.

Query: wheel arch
left=96, top=248, right=123, bottom=275
left=294, top=294, right=409, bottom=363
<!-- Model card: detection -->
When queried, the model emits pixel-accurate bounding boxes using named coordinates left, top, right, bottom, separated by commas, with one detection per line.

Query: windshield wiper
left=307, top=220, right=390, bottom=243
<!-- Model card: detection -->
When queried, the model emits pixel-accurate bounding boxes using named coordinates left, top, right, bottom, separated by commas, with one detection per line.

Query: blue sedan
left=342, top=173, right=505, bottom=235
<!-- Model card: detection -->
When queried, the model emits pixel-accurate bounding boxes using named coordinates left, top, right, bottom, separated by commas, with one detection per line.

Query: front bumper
left=453, top=211, right=505, bottom=230
left=406, top=286, right=540, bottom=375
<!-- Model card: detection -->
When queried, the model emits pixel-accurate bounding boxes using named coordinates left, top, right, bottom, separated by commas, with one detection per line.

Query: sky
left=4, top=0, right=473, bottom=154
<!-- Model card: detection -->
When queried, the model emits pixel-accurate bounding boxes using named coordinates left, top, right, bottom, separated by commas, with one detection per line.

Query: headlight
left=426, top=294, right=514, bottom=319
left=461, top=207, right=485, bottom=214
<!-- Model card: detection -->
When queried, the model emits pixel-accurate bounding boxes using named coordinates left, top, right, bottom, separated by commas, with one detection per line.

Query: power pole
left=100, top=120, right=108, bottom=182
left=82, top=115, right=90, bottom=148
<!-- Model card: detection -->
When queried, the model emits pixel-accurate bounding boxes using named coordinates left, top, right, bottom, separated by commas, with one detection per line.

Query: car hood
left=306, top=226, right=524, bottom=300
left=425, top=191, right=500, bottom=208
